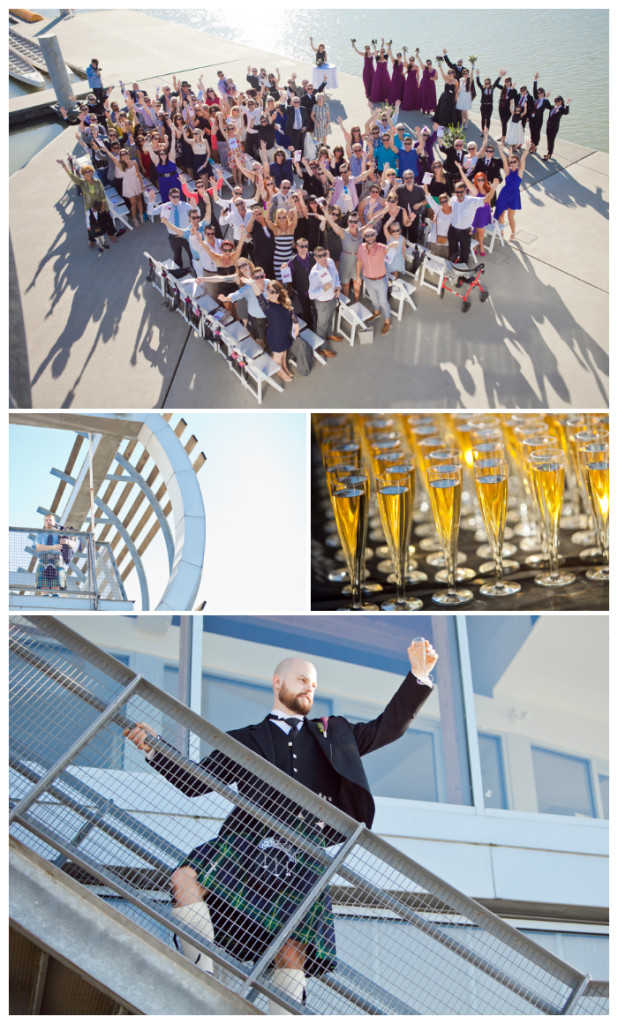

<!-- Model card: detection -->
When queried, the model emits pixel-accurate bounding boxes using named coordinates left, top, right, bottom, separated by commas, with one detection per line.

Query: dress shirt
left=150, top=200, right=193, bottom=234
left=308, top=258, right=341, bottom=300
left=268, top=710, right=305, bottom=735
left=357, top=242, right=388, bottom=278
left=219, top=206, right=253, bottom=240
left=449, top=195, right=485, bottom=230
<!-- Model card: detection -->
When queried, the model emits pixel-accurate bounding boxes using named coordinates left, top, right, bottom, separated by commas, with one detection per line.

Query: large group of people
left=60, top=37, right=572, bottom=377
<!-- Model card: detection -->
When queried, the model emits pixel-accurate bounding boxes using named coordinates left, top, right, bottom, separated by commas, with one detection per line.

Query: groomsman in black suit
left=442, top=49, right=466, bottom=79
left=529, top=74, right=552, bottom=152
left=474, top=141, right=503, bottom=208
left=544, top=96, right=571, bottom=160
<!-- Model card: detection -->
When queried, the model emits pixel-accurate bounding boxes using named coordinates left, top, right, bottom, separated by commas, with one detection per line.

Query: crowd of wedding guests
left=59, top=39, right=572, bottom=376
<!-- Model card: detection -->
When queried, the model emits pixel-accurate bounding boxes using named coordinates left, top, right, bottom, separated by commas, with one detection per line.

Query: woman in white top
left=422, top=185, right=452, bottom=257
left=456, top=67, right=475, bottom=127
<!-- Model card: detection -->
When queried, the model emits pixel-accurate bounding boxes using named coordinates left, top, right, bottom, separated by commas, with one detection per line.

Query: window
left=478, top=734, right=507, bottom=809
left=531, top=747, right=596, bottom=818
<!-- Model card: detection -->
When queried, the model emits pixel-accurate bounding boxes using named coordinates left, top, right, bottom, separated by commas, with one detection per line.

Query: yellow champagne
left=584, top=460, right=609, bottom=528
left=377, top=484, right=412, bottom=571
left=429, top=476, right=462, bottom=562
left=475, top=471, right=508, bottom=549
left=531, top=461, right=565, bottom=528
left=332, top=480, right=369, bottom=580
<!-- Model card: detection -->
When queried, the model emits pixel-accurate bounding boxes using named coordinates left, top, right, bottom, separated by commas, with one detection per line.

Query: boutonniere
left=317, top=716, right=329, bottom=738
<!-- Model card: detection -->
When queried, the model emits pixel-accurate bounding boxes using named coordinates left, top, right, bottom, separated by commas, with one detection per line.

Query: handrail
left=9, top=616, right=606, bottom=1016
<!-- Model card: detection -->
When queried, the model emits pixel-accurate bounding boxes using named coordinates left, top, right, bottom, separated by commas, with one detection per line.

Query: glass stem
left=548, top=521, right=559, bottom=578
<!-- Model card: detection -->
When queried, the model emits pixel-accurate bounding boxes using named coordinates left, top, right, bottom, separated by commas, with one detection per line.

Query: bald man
left=125, top=639, right=437, bottom=1012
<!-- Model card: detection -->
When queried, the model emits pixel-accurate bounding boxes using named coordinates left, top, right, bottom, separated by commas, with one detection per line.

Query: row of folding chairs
left=143, top=252, right=338, bottom=403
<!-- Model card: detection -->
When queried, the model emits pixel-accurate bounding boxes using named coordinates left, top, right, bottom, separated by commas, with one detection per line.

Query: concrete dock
left=9, top=10, right=608, bottom=410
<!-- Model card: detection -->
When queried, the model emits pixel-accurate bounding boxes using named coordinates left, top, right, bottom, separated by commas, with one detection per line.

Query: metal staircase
left=9, top=616, right=608, bottom=1015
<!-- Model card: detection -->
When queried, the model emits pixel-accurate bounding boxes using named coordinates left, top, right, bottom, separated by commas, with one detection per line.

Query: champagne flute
left=427, top=450, right=475, bottom=581
left=580, top=442, right=609, bottom=583
left=412, top=637, right=434, bottom=684
left=377, top=465, right=423, bottom=610
left=572, top=428, right=609, bottom=554
left=331, top=468, right=379, bottom=610
left=427, top=463, right=473, bottom=605
left=529, top=450, right=576, bottom=588
left=474, top=459, right=521, bottom=597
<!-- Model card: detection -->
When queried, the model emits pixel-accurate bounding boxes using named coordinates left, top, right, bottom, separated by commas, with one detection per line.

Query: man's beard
left=278, top=682, right=313, bottom=716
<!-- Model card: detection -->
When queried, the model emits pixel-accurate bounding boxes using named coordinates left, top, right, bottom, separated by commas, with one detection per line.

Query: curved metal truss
left=11, top=413, right=206, bottom=611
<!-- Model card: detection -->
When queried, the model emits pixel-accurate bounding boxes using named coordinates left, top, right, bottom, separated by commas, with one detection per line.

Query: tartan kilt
left=35, top=556, right=66, bottom=591
left=179, top=823, right=337, bottom=977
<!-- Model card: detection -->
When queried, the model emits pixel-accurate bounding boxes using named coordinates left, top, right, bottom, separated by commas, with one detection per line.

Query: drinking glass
left=529, top=450, right=576, bottom=588
left=427, top=463, right=473, bottom=605
left=411, top=637, right=434, bottom=684
left=474, top=459, right=521, bottom=597
left=331, top=468, right=379, bottom=610
left=377, top=464, right=423, bottom=610
left=427, top=450, right=475, bottom=581
left=580, top=442, right=609, bottom=583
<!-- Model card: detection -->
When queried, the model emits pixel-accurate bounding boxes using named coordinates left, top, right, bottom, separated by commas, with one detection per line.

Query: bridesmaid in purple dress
left=387, top=45, right=406, bottom=105
left=418, top=54, right=438, bottom=115
left=401, top=50, right=420, bottom=111
left=352, top=40, right=375, bottom=100
left=370, top=42, right=392, bottom=104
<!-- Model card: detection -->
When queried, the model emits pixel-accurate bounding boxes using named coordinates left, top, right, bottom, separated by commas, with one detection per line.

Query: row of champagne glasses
left=315, top=413, right=609, bottom=609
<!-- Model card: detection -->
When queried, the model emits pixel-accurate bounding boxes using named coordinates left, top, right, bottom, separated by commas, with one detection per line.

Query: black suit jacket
left=530, top=82, right=552, bottom=125
left=545, top=104, right=569, bottom=136
left=439, top=144, right=466, bottom=177
left=285, top=104, right=308, bottom=135
left=443, top=54, right=466, bottom=79
left=149, top=672, right=433, bottom=836
left=289, top=252, right=316, bottom=298
left=476, top=155, right=503, bottom=184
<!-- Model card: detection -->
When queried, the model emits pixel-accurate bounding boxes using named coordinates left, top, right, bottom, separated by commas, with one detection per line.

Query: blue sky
left=9, top=413, right=308, bottom=611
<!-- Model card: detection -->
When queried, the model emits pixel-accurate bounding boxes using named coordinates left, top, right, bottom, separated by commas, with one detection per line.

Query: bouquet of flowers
left=371, top=38, right=378, bottom=46
left=351, top=38, right=356, bottom=44
left=443, top=123, right=467, bottom=148
left=468, top=54, right=477, bottom=64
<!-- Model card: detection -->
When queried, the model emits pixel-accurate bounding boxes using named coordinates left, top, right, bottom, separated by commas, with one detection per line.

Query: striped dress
left=273, top=233, right=294, bottom=280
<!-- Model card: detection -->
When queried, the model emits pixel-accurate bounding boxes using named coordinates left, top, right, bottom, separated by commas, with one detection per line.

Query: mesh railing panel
left=9, top=617, right=604, bottom=1015
left=9, top=529, right=126, bottom=602
left=571, top=981, right=609, bottom=1015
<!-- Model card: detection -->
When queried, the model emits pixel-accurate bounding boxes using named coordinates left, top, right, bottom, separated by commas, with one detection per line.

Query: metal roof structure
left=11, top=413, right=206, bottom=611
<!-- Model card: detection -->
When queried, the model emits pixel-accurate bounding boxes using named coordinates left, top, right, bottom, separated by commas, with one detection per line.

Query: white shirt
left=149, top=199, right=193, bottom=234
left=308, top=258, right=341, bottom=301
left=449, top=194, right=485, bottom=230
left=269, top=711, right=305, bottom=734
left=219, top=205, right=253, bottom=240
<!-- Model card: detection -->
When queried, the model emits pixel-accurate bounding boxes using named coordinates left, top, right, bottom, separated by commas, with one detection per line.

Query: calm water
left=153, top=7, right=608, bottom=152
left=9, top=7, right=608, bottom=172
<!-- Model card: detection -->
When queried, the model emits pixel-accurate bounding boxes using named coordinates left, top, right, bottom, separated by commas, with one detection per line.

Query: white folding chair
left=389, top=278, right=418, bottom=321
left=485, top=218, right=506, bottom=253
left=419, top=253, right=448, bottom=295
left=336, top=299, right=374, bottom=346
left=298, top=329, right=328, bottom=365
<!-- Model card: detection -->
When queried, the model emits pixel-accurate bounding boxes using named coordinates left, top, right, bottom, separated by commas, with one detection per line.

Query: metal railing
left=9, top=527, right=127, bottom=605
left=9, top=616, right=608, bottom=1015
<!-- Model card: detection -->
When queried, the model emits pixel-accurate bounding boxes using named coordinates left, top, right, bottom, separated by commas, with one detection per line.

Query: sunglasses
left=254, top=273, right=265, bottom=279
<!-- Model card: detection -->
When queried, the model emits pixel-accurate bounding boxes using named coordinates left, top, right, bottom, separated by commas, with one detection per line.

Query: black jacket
left=149, top=672, right=433, bottom=835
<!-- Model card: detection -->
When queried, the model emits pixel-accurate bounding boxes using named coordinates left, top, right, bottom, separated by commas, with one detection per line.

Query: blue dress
left=156, top=157, right=181, bottom=202
left=265, top=300, right=293, bottom=353
left=493, top=170, right=522, bottom=219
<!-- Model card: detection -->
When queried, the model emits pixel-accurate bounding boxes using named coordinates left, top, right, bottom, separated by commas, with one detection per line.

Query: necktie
left=173, top=204, right=180, bottom=227
left=269, top=714, right=301, bottom=733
